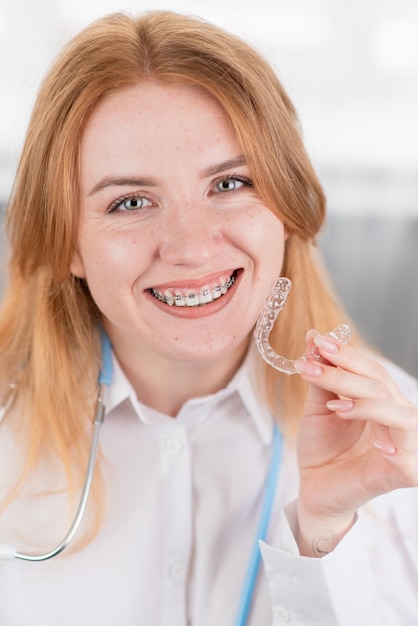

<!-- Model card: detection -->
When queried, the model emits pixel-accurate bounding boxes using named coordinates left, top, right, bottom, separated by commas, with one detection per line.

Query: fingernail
left=326, top=399, right=354, bottom=411
left=305, top=329, right=319, bottom=342
left=373, top=440, right=397, bottom=456
left=294, top=359, right=323, bottom=377
left=313, top=335, right=339, bottom=353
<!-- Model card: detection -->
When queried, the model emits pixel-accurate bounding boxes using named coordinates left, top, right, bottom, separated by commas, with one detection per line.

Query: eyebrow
left=88, top=155, right=248, bottom=196
left=88, top=176, right=158, bottom=196
left=201, top=156, right=247, bottom=177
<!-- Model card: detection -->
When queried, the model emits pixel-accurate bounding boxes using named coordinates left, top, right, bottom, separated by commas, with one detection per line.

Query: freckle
left=174, top=336, right=179, bottom=341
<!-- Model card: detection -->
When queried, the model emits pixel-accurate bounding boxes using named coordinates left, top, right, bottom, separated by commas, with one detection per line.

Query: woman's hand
left=294, top=330, right=418, bottom=557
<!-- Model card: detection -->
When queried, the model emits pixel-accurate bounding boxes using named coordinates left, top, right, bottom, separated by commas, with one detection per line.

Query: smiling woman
left=0, top=10, right=418, bottom=626
left=70, top=82, right=286, bottom=402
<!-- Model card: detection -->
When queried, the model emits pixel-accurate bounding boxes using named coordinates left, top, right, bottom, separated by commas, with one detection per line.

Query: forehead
left=79, top=81, right=242, bottom=183
left=83, top=81, right=235, bottom=144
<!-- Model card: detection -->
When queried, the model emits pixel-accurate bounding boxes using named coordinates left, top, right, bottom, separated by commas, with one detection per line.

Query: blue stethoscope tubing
left=233, top=423, right=283, bottom=626
left=98, top=327, right=113, bottom=387
left=1, top=328, right=283, bottom=626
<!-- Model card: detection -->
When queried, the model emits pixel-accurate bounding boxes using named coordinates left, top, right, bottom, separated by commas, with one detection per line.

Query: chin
left=162, top=335, right=250, bottom=366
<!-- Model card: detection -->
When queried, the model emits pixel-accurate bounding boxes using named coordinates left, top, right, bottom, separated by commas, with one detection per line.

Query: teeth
left=151, top=273, right=236, bottom=307
left=185, top=293, right=200, bottom=307
left=174, top=293, right=186, bottom=307
left=164, top=290, right=175, bottom=306
left=212, top=286, right=222, bottom=299
left=199, top=288, right=212, bottom=305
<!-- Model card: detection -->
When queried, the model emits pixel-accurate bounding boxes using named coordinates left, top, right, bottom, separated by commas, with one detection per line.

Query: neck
left=111, top=340, right=250, bottom=417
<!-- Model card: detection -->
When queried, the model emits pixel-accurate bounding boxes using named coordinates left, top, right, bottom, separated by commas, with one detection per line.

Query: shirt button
left=273, top=605, right=291, bottom=622
left=169, top=562, right=185, bottom=580
left=165, top=437, right=183, bottom=455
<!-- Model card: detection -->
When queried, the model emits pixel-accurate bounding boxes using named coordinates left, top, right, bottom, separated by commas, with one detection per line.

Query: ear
left=284, top=225, right=290, bottom=241
left=70, top=251, right=86, bottom=278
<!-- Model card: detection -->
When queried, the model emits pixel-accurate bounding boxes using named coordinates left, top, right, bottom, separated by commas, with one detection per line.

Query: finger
left=295, top=357, right=416, bottom=408
left=372, top=445, right=418, bottom=489
left=311, top=335, right=409, bottom=403
left=295, top=359, right=394, bottom=403
left=326, top=398, right=418, bottom=432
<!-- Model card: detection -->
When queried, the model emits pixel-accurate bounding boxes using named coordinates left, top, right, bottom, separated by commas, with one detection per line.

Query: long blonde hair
left=0, top=11, right=352, bottom=496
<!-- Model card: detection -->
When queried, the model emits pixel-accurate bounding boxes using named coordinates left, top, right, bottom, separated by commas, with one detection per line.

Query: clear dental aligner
left=254, top=277, right=352, bottom=375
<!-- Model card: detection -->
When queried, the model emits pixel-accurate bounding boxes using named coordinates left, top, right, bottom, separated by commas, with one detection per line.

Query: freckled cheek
left=109, top=240, right=143, bottom=270
left=249, top=216, right=286, bottom=273
left=230, top=213, right=284, bottom=250
left=83, top=235, right=148, bottom=282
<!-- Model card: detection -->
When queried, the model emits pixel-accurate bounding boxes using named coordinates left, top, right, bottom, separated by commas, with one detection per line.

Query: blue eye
left=110, top=194, right=152, bottom=212
left=214, top=176, right=252, bottom=193
left=216, top=179, right=242, bottom=192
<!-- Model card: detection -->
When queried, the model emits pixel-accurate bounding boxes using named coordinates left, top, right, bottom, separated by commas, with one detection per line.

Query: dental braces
left=151, top=274, right=235, bottom=306
left=254, top=277, right=352, bottom=375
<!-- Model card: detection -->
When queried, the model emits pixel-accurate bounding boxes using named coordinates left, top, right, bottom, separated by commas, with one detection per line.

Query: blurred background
left=0, top=0, right=417, bottom=375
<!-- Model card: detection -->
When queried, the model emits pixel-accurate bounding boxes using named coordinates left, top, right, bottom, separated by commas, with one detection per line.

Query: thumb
left=296, top=329, right=336, bottom=414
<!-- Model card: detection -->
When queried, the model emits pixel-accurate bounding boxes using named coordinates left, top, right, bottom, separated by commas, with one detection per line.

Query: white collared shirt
left=1, top=345, right=418, bottom=625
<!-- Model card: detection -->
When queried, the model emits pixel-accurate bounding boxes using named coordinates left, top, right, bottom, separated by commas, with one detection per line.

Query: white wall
left=1, top=0, right=418, bottom=213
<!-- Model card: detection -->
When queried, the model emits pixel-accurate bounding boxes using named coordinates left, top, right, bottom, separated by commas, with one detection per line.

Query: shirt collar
left=103, top=339, right=274, bottom=445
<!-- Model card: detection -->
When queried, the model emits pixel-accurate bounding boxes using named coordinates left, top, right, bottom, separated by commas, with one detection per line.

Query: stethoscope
left=0, top=329, right=283, bottom=626
left=0, top=330, right=113, bottom=562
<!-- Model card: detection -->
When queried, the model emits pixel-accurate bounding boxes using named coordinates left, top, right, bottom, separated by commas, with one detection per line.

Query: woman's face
left=72, top=82, right=286, bottom=366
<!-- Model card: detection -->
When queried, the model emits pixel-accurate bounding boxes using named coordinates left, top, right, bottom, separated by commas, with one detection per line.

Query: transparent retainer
left=254, top=277, right=352, bottom=375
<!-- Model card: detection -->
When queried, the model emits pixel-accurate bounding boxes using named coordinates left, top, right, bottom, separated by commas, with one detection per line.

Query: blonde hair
left=0, top=11, right=352, bottom=503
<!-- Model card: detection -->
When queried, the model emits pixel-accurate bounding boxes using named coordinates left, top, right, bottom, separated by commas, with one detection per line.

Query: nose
left=158, top=200, right=223, bottom=267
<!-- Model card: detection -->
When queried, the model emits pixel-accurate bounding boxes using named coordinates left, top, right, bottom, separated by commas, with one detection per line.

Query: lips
left=148, top=270, right=238, bottom=307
